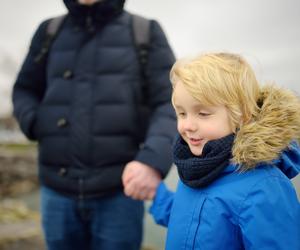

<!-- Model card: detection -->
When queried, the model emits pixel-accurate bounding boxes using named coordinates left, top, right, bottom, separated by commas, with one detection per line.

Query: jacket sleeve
left=12, top=20, right=49, bottom=140
left=238, top=178, right=300, bottom=250
left=134, top=20, right=176, bottom=177
left=149, top=182, right=174, bottom=227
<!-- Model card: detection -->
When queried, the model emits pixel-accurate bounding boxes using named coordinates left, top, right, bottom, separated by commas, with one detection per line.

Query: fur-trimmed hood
left=232, top=85, right=300, bottom=172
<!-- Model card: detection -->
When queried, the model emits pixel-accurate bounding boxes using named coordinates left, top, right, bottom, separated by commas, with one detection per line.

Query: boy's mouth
left=188, top=138, right=203, bottom=146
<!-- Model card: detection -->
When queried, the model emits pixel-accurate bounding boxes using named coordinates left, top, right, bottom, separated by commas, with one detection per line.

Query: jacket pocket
left=35, top=105, right=69, bottom=138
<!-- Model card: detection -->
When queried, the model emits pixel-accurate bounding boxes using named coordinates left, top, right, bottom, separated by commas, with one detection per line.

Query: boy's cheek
left=177, top=122, right=183, bottom=134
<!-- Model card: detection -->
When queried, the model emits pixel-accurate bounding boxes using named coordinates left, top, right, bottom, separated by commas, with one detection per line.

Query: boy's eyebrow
left=173, top=103, right=208, bottom=110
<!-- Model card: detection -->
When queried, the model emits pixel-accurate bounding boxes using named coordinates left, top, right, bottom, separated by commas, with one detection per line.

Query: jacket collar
left=63, top=0, right=125, bottom=29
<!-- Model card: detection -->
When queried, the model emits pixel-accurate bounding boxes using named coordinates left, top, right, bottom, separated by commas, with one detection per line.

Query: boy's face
left=173, top=81, right=233, bottom=156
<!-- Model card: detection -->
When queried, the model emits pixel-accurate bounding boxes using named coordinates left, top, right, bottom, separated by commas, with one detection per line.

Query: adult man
left=12, top=0, right=176, bottom=249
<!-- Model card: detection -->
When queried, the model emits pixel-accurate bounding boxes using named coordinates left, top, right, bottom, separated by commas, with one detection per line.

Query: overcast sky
left=1, top=0, right=300, bottom=117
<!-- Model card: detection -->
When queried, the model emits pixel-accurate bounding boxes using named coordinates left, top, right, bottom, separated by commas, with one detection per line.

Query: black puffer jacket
left=12, top=0, right=176, bottom=198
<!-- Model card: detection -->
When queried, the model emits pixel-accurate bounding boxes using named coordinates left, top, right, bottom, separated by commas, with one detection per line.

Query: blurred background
left=0, top=0, right=299, bottom=249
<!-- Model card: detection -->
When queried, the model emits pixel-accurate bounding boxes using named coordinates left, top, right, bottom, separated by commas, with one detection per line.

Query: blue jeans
left=41, top=186, right=144, bottom=250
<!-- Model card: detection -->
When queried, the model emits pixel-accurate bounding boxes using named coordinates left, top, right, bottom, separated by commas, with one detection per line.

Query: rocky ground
left=0, top=144, right=38, bottom=197
left=0, top=143, right=43, bottom=250
left=0, top=200, right=43, bottom=250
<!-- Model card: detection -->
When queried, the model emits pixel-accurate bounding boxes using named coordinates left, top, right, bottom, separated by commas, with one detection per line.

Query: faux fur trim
left=232, top=85, right=300, bottom=170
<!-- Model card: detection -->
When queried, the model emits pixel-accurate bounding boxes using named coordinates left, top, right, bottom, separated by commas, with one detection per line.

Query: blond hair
left=170, top=52, right=260, bottom=131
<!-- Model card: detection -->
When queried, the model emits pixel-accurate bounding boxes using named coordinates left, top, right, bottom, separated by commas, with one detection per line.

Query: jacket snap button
left=58, top=168, right=67, bottom=176
left=57, top=118, right=68, bottom=127
left=63, top=70, right=73, bottom=79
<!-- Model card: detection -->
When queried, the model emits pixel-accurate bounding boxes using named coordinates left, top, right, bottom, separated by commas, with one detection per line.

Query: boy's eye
left=176, top=112, right=185, bottom=117
left=199, top=112, right=210, bottom=116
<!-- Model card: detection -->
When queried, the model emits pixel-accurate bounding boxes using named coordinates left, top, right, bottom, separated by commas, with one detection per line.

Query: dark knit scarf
left=173, top=134, right=235, bottom=188
left=63, top=0, right=125, bottom=30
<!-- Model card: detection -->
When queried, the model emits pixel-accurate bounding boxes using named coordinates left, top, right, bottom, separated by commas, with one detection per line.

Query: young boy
left=150, top=52, right=300, bottom=250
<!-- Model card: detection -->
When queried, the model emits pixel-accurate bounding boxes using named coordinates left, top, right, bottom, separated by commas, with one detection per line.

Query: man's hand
left=122, top=161, right=161, bottom=200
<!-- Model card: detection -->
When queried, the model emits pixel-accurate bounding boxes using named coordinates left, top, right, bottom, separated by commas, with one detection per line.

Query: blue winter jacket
left=150, top=143, right=300, bottom=250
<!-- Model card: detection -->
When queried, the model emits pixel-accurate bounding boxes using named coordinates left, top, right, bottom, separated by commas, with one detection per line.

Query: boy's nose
left=183, top=117, right=197, bottom=131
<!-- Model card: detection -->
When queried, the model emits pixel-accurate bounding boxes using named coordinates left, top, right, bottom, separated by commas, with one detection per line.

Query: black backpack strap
left=131, top=14, right=151, bottom=81
left=34, top=14, right=67, bottom=64
left=131, top=14, right=152, bottom=136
